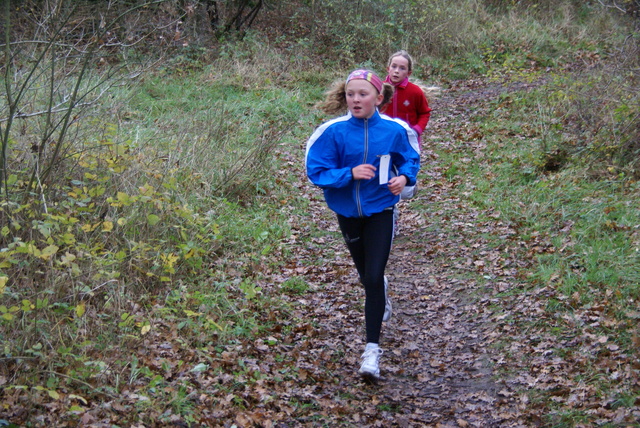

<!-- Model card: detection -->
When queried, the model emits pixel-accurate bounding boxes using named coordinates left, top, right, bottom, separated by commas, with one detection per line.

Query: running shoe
left=359, top=344, right=383, bottom=381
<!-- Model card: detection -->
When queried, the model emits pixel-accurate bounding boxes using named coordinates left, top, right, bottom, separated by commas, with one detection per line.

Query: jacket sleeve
left=391, top=125, right=421, bottom=186
left=412, top=92, right=431, bottom=136
left=305, top=124, right=353, bottom=189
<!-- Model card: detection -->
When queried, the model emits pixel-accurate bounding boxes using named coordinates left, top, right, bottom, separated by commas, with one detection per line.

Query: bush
left=0, top=16, right=300, bottom=370
left=546, top=35, right=640, bottom=177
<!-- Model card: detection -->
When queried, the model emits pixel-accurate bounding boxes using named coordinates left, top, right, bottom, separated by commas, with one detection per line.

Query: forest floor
left=9, top=75, right=632, bottom=428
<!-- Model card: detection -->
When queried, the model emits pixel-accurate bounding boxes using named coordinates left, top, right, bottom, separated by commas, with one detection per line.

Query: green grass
left=440, top=68, right=639, bottom=425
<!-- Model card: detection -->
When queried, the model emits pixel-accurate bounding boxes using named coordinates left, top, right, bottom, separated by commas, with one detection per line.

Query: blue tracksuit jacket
left=305, top=110, right=420, bottom=218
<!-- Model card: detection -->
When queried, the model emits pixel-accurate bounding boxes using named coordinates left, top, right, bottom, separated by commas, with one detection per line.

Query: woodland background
left=1, top=0, right=639, bottom=426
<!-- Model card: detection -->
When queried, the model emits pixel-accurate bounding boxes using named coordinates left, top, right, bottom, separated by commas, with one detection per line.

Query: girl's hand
left=388, top=175, right=407, bottom=195
left=352, top=164, right=376, bottom=180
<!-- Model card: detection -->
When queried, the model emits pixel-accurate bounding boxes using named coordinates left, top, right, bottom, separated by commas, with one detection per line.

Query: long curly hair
left=316, top=79, right=395, bottom=116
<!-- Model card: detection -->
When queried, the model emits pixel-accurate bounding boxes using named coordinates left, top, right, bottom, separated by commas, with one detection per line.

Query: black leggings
left=337, top=208, right=394, bottom=344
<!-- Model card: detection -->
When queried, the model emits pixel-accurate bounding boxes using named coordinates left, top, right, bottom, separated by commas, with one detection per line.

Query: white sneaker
left=383, top=276, right=392, bottom=322
left=358, top=344, right=383, bottom=381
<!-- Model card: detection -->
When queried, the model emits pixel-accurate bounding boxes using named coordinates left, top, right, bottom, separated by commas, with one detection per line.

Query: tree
left=0, top=0, right=175, bottom=216
left=193, top=0, right=265, bottom=39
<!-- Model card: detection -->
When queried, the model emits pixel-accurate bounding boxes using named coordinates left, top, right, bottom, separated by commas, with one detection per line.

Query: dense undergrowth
left=1, top=0, right=639, bottom=426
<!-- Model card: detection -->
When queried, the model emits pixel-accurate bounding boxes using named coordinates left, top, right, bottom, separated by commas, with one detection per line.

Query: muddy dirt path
left=296, top=78, right=545, bottom=427
left=375, top=79, right=531, bottom=427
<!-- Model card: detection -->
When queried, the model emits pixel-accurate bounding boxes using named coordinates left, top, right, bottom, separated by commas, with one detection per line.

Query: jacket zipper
left=393, top=93, right=398, bottom=117
left=393, top=89, right=410, bottom=123
left=356, top=118, right=368, bottom=217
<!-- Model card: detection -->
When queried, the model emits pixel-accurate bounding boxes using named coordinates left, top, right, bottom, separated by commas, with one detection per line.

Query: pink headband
left=346, top=69, right=383, bottom=93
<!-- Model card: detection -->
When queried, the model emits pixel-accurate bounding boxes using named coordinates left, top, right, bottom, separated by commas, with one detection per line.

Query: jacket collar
left=348, top=110, right=381, bottom=126
left=384, top=76, right=409, bottom=89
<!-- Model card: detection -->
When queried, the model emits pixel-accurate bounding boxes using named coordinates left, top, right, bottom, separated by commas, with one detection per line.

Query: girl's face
left=387, top=56, right=411, bottom=84
left=346, top=80, right=383, bottom=119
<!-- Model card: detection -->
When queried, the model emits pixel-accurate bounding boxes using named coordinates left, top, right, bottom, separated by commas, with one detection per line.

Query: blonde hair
left=388, top=50, right=414, bottom=72
left=410, top=78, right=441, bottom=103
left=316, top=79, right=394, bottom=116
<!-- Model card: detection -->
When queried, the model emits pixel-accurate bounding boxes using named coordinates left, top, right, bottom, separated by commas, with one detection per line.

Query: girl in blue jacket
left=306, top=69, right=420, bottom=381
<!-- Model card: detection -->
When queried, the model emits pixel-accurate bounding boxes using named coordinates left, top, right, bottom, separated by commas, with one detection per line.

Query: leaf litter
left=265, top=76, right=639, bottom=427
left=259, top=78, right=535, bottom=427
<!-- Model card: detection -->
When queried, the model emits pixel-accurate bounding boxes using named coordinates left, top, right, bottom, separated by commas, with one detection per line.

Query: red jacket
left=380, top=77, right=431, bottom=138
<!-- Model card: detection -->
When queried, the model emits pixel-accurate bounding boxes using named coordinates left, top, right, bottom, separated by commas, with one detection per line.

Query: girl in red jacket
left=380, top=50, right=432, bottom=148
